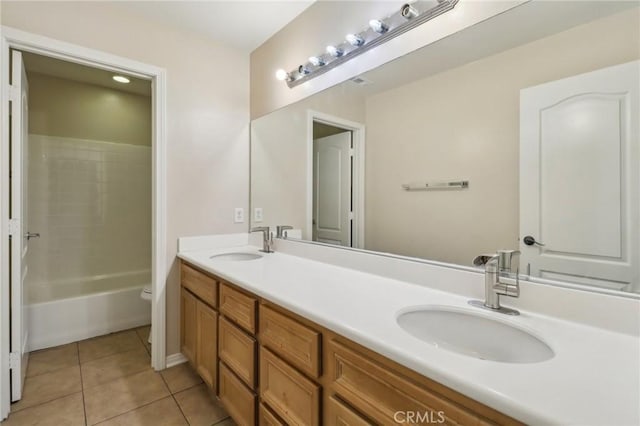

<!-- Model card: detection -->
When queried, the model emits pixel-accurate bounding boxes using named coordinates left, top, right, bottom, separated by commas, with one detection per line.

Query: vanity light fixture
left=369, top=19, right=389, bottom=34
left=400, top=3, right=419, bottom=20
left=112, top=75, right=130, bottom=84
left=326, top=45, right=344, bottom=57
left=298, top=64, right=311, bottom=75
left=279, top=0, right=458, bottom=88
left=308, top=56, right=326, bottom=67
left=346, top=34, right=365, bottom=47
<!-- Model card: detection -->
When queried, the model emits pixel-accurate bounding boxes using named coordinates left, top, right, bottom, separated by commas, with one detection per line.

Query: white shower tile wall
left=27, top=134, right=151, bottom=303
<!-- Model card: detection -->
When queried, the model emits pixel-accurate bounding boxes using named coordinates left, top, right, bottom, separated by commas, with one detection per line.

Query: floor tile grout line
left=24, top=362, right=79, bottom=380
left=77, top=343, right=89, bottom=426
left=9, top=389, right=82, bottom=415
left=79, top=339, right=148, bottom=365
left=159, top=370, right=192, bottom=425
left=80, top=345, right=150, bottom=367
left=89, top=394, right=170, bottom=426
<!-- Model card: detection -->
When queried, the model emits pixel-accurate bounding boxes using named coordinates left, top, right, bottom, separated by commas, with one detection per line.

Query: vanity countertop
left=177, top=245, right=639, bottom=425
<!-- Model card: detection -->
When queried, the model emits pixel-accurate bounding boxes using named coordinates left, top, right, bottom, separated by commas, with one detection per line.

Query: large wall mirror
left=250, top=1, right=640, bottom=296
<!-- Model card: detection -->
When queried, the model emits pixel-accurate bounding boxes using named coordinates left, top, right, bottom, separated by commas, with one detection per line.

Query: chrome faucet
left=250, top=226, right=273, bottom=253
left=276, top=225, right=293, bottom=239
left=469, top=250, right=520, bottom=315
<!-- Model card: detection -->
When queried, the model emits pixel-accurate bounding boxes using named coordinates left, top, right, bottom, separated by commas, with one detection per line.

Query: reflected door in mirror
left=520, top=61, right=639, bottom=293
left=313, top=132, right=352, bottom=246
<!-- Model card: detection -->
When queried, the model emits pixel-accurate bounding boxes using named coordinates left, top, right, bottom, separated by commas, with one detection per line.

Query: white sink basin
left=209, top=252, right=263, bottom=261
left=397, top=306, right=554, bottom=363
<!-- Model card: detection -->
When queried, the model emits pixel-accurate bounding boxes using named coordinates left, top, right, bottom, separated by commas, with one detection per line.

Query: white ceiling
left=111, top=1, right=315, bottom=52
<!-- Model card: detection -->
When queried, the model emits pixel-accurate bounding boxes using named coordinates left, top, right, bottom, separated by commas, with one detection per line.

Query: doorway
left=1, top=27, right=167, bottom=420
left=307, top=111, right=365, bottom=249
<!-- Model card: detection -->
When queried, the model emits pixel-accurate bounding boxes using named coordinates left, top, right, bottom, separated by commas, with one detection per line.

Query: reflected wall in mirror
left=250, top=2, right=640, bottom=295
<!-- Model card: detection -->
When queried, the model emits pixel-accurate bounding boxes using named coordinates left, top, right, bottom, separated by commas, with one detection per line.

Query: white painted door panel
left=10, top=50, right=30, bottom=401
left=520, top=61, right=639, bottom=292
left=312, top=132, right=352, bottom=246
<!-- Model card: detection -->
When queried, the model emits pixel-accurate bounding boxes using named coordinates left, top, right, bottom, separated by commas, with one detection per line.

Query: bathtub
left=27, top=270, right=152, bottom=351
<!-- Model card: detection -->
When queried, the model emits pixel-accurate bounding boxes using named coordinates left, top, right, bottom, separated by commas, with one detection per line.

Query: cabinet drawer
left=219, top=316, right=257, bottom=389
left=220, top=283, right=257, bottom=333
left=327, top=339, right=487, bottom=426
left=259, top=348, right=320, bottom=426
left=259, top=403, right=285, bottom=426
left=219, top=362, right=256, bottom=426
left=260, top=305, right=321, bottom=378
left=181, top=262, right=217, bottom=307
left=326, top=396, right=373, bottom=426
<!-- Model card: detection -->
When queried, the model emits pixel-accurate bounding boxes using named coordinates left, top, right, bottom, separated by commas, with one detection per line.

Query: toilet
left=140, top=285, right=152, bottom=344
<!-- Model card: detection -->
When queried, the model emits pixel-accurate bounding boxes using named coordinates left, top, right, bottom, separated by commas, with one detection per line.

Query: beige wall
left=250, top=1, right=524, bottom=119
left=1, top=1, right=250, bottom=356
left=365, top=8, right=640, bottom=266
left=29, top=73, right=151, bottom=146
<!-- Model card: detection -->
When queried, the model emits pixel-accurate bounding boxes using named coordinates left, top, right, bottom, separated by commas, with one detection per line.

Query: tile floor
left=4, top=326, right=236, bottom=426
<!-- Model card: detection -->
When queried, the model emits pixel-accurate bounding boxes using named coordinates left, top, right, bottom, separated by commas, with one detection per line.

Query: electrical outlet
left=234, top=208, right=244, bottom=223
left=254, top=207, right=263, bottom=223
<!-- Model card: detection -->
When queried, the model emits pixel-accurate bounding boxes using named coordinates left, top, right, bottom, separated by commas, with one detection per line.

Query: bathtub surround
left=27, top=135, right=151, bottom=303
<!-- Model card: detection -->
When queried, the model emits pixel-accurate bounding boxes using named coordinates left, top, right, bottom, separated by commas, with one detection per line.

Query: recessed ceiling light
left=112, top=75, right=130, bottom=84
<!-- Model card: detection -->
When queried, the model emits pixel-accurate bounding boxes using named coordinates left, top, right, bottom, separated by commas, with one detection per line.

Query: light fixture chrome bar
left=286, top=0, right=459, bottom=88
left=402, top=180, right=469, bottom=191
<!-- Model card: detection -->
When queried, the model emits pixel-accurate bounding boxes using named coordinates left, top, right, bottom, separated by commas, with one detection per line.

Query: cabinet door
left=196, top=300, right=218, bottom=390
left=180, top=288, right=198, bottom=366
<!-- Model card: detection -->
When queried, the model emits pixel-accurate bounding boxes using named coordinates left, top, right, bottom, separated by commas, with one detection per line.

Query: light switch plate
left=254, top=207, right=263, bottom=223
left=234, top=208, right=244, bottom=223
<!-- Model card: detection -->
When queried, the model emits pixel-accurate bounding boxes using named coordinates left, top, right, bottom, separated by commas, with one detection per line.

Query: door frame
left=306, top=110, right=365, bottom=248
left=0, top=26, right=168, bottom=419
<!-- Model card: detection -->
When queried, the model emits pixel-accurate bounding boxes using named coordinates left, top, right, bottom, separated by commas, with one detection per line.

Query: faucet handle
left=276, top=225, right=293, bottom=239
left=497, top=249, right=520, bottom=272
left=473, top=254, right=498, bottom=267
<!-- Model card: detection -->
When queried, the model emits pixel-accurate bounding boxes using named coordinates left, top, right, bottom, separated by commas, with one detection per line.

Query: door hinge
left=349, top=148, right=355, bottom=157
left=349, top=211, right=354, bottom=221
left=7, top=84, right=19, bottom=102
left=9, top=352, right=19, bottom=369
left=8, top=219, right=20, bottom=236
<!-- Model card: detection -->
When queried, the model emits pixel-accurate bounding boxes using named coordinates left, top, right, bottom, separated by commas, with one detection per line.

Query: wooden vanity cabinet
left=217, top=282, right=259, bottom=423
left=180, top=263, right=219, bottom=392
left=180, top=260, right=522, bottom=426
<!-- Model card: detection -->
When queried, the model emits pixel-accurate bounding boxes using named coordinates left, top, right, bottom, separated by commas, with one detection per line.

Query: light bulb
left=346, top=34, right=365, bottom=47
left=369, top=19, right=389, bottom=34
left=326, top=45, right=344, bottom=57
left=275, top=69, right=290, bottom=81
left=308, top=56, right=325, bottom=67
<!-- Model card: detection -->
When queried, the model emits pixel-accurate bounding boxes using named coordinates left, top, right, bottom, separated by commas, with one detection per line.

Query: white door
left=312, top=132, right=352, bottom=246
left=520, top=61, right=639, bottom=292
left=9, top=50, right=30, bottom=401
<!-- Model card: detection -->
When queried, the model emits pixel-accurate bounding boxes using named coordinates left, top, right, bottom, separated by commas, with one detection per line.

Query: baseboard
left=165, top=353, right=188, bottom=368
